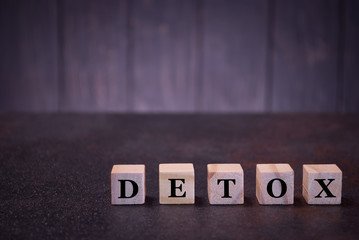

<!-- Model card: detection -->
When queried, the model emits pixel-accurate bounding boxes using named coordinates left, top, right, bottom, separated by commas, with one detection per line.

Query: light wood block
left=302, top=164, right=342, bottom=205
left=111, top=165, right=145, bottom=205
left=207, top=164, right=244, bottom=204
left=159, top=163, right=195, bottom=204
left=256, top=164, right=294, bottom=205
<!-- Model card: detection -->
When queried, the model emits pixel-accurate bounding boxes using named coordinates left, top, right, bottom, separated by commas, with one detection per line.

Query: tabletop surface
left=1, top=114, right=359, bottom=239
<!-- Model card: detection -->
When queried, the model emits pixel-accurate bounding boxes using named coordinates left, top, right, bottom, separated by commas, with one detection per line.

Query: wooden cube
left=302, top=164, right=342, bottom=205
left=207, top=164, right=244, bottom=204
left=159, top=163, right=195, bottom=204
left=256, top=164, right=294, bottom=205
left=111, top=164, right=145, bottom=205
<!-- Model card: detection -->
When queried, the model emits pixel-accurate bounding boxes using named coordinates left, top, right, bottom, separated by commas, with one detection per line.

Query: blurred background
left=0, top=0, right=358, bottom=113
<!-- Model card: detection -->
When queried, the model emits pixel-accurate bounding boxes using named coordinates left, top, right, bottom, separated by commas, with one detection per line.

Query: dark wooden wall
left=0, top=0, right=358, bottom=112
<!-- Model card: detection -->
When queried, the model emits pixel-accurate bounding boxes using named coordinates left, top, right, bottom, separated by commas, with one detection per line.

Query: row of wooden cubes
left=111, top=163, right=342, bottom=205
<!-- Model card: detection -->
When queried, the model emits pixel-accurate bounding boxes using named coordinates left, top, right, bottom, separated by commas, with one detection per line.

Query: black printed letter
left=118, top=180, right=139, bottom=198
left=314, top=179, right=336, bottom=198
left=168, top=179, right=186, bottom=197
left=217, top=179, right=236, bottom=198
left=267, top=178, right=287, bottom=198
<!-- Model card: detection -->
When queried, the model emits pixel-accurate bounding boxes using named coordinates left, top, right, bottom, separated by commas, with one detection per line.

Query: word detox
left=110, top=163, right=342, bottom=205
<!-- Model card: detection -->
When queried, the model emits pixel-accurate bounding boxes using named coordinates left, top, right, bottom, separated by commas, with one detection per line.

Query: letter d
left=118, top=180, right=139, bottom=198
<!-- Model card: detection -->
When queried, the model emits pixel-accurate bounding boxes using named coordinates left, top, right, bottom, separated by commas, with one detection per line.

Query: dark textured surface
left=59, top=0, right=128, bottom=111
left=272, top=0, right=339, bottom=112
left=343, top=0, right=359, bottom=112
left=202, top=0, right=268, bottom=111
left=131, top=0, right=198, bottom=111
left=0, top=114, right=359, bottom=239
left=0, top=0, right=58, bottom=111
left=1, top=0, right=359, bottom=113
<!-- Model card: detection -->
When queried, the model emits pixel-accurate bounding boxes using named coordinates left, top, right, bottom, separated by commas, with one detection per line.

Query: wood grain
left=0, top=0, right=58, bottom=111
left=272, top=0, right=339, bottom=112
left=0, top=0, right=357, bottom=113
left=59, top=0, right=128, bottom=111
left=159, top=163, right=195, bottom=204
left=131, top=0, right=198, bottom=112
left=343, top=0, right=359, bottom=112
left=202, top=0, right=268, bottom=111
left=207, top=164, right=244, bottom=204
left=256, top=164, right=294, bottom=205
left=111, top=164, right=146, bottom=205
left=302, top=164, right=342, bottom=204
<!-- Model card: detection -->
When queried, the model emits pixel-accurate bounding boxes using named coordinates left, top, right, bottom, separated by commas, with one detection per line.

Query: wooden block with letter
left=111, top=164, right=145, bottom=205
left=159, top=163, right=195, bottom=204
left=207, top=164, right=244, bottom=204
left=256, top=164, right=294, bottom=205
left=302, top=164, right=342, bottom=205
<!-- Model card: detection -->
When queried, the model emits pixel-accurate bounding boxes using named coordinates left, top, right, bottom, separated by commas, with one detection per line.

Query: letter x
left=314, top=179, right=336, bottom=198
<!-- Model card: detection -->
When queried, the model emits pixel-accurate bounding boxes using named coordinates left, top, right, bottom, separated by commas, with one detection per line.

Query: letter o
left=267, top=178, right=287, bottom=198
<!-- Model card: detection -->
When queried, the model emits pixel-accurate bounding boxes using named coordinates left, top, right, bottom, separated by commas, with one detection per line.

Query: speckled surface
left=0, top=114, right=359, bottom=239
